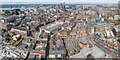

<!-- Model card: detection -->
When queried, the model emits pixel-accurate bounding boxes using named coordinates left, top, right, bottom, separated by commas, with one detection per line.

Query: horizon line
left=0, top=2, right=118, bottom=4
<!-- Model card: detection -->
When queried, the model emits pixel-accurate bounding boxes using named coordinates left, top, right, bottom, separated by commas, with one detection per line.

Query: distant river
left=0, top=6, right=50, bottom=11
left=0, top=7, right=35, bottom=10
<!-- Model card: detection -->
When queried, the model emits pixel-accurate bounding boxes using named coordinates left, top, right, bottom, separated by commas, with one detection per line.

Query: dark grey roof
left=18, top=44, right=27, bottom=48
left=28, top=53, right=36, bottom=58
left=114, top=25, right=120, bottom=32
left=6, top=16, right=18, bottom=22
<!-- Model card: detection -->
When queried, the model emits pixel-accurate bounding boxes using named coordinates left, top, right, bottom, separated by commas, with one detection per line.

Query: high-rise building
left=61, top=2, right=66, bottom=11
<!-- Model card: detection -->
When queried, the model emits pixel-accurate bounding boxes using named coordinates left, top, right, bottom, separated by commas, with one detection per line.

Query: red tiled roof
left=32, top=50, right=45, bottom=54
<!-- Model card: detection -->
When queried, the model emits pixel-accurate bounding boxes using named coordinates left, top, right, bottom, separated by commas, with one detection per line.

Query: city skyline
left=0, top=0, right=119, bottom=4
left=0, top=1, right=119, bottom=59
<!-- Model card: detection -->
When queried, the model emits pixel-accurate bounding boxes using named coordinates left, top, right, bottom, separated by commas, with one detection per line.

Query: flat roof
left=41, top=22, right=63, bottom=32
left=94, top=23, right=107, bottom=28
left=114, top=25, right=120, bottom=32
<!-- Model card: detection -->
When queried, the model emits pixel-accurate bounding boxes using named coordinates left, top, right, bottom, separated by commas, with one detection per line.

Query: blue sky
left=0, top=0, right=119, bottom=4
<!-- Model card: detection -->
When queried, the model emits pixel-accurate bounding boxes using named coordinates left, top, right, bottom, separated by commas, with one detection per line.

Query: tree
left=104, top=19, right=120, bottom=25
left=118, top=38, right=120, bottom=43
